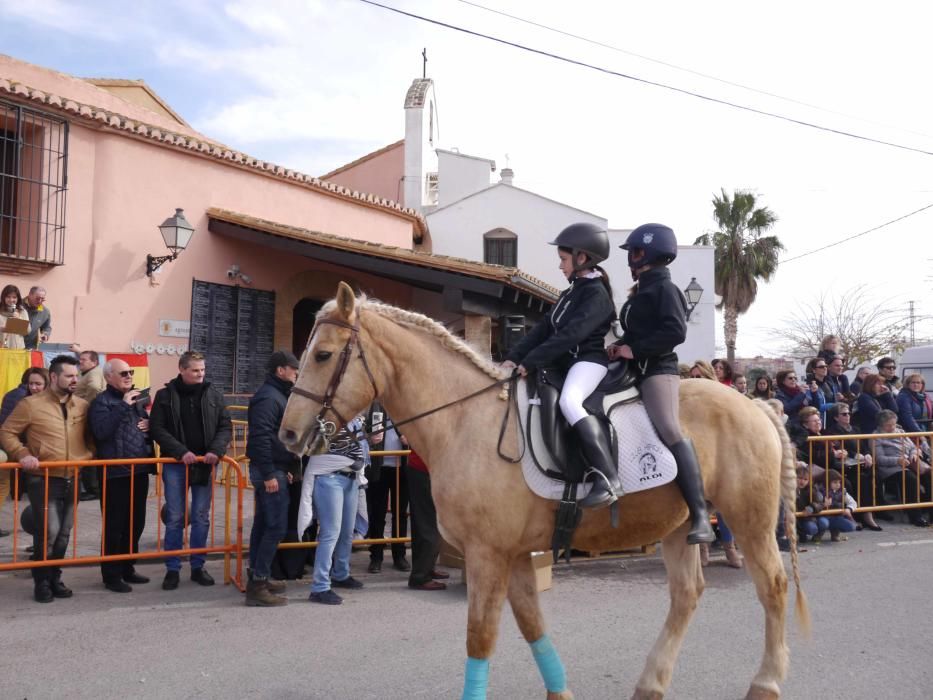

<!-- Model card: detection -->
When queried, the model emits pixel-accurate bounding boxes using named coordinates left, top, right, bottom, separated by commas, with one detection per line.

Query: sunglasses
left=814, top=365, right=827, bottom=369
left=881, top=365, right=896, bottom=370
left=118, top=369, right=135, bottom=378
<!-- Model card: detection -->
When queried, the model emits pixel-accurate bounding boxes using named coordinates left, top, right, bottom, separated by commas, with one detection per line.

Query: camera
left=226, top=264, right=239, bottom=279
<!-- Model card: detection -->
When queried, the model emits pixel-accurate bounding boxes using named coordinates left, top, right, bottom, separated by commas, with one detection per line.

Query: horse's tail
left=754, top=398, right=812, bottom=639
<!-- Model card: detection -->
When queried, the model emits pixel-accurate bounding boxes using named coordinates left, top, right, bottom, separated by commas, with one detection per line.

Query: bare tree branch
left=769, top=285, right=911, bottom=367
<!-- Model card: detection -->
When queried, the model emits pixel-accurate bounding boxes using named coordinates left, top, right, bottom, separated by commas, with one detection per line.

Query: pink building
left=0, top=55, right=555, bottom=392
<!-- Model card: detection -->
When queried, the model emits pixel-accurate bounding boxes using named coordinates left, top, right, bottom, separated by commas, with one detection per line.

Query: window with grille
left=0, top=98, right=68, bottom=267
left=483, top=228, right=517, bottom=267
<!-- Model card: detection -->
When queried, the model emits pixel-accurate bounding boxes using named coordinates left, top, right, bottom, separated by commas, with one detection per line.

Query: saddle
left=529, top=361, right=639, bottom=483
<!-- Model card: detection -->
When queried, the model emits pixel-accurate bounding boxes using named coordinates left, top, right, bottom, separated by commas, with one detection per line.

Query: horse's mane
left=317, top=295, right=507, bottom=381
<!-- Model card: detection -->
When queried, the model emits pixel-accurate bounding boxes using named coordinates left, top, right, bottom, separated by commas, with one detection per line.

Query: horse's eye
left=314, top=351, right=333, bottom=362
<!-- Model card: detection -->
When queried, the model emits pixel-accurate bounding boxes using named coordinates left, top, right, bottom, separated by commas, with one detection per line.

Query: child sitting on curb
left=796, top=466, right=829, bottom=543
left=823, top=469, right=859, bottom=542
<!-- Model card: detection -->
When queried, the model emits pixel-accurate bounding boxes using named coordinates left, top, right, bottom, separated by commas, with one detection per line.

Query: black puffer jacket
left=615, top=267, right=687, bottom=381
left=150, top=377, right=232, bottom=460
left=246, top=373, right=302, bottom=481
left=505, top=275, right=614, bottom=372
left=89, top=385, right=153, bottom=477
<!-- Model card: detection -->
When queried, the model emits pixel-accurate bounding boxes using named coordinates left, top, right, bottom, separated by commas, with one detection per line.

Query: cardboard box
left=437, top=540, right=552, bottom=592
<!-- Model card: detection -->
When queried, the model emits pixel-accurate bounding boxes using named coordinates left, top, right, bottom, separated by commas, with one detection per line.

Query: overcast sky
left=3, top=0, right=932, bottom=356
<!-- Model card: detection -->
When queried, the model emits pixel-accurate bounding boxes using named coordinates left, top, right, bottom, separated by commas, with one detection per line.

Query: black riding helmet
left=550, top=222, right=610, bottom=271
left=620, top=223, right=678, bottom=269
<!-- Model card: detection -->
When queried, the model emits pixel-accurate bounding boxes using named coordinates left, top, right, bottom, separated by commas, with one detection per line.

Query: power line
left=455, top=0, right=933, bottom=143
left=359, top=0, right=933, bottom=158
left=779, top=202, right=933, bottom=264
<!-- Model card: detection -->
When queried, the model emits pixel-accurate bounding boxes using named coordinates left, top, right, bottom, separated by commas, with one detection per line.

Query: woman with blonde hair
left=688, top=360, right=716, bottom=380
left=818, top=335, right=842, bottom=364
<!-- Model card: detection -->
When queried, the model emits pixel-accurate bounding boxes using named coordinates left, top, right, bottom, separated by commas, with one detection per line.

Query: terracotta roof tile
left=0, top=74, right=427, bottom=238
left=207, top=207, right=559, bottom=302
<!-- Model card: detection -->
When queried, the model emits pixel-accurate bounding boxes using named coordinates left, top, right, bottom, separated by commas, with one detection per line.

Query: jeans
left=826, top=515, right=857, bottom=534
left=310, top=472, right=358, bottom=593
left=162, top=463, right=214, bottom=572
left=797, top=516, right=829, bottom=539
left=249, top=471, right=290, bottom=580
left=24, top=474, right=75, bottom=582
left=716, top=512, right=734, bottom=544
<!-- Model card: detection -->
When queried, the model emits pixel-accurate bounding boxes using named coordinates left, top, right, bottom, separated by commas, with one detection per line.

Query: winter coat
left=790, top=425, right=837, bottom=468
left=149, top=377, right=232, bottom=460
left=871, top=428, right=921, bottom=481
left=246, top=373, right=301, bottom=482
left=0, top=384, right=28, bottom=427
left=896, top=389, right=933, bottom=434
left=75, top=365, right=106, bottom=403
left=775, top=386, right=825, bottom=418
left=0, top=307, right=29, bottom=349
left=506, top=275, right=614, bottom=372
left=615, top=266, right=687, bottom=381
left=88, top=385, right=153, bottom=477
left=796, top=483, right=825, bottom=515
left=0, top=388, right=93, bottom=478
left=854, top=390, right=898, bottom=435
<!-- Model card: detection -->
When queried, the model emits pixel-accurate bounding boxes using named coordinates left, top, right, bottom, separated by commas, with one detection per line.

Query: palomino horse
left=279, top=283, right=809, bottom=700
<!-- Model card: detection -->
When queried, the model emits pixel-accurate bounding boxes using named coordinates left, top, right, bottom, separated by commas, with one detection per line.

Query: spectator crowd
left=1, top=287, right=931, bottom=603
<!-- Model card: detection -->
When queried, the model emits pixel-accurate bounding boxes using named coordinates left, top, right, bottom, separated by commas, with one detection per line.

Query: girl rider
left=501, top=223, right=620, bottom=509
left=607, top=223, right=715, bottom=545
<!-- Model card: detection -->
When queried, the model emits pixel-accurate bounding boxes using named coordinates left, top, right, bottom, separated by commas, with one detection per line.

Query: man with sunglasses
left=876, top=357, right=900, bottom=397
left=88, top=359, right=154, bottom=592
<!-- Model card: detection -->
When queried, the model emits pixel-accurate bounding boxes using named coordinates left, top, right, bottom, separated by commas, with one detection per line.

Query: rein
left=291, top=314, right=524, bottom=462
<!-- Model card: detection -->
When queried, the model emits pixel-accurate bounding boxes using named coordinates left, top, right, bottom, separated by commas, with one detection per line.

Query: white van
left=899, top=344, right=933, bottom=397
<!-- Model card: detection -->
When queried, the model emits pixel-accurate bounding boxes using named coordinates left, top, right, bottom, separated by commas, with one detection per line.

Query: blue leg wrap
left=531, top=634, right=567, bottom=693
left=462, top=657, right=490, bottom=700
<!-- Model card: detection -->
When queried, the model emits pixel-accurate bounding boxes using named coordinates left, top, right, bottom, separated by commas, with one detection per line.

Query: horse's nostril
left=282, top=429, right=297, bottom=443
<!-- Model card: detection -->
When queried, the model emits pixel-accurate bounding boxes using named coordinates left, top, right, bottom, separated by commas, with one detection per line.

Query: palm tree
left=694, top=189, right=783, bottom=364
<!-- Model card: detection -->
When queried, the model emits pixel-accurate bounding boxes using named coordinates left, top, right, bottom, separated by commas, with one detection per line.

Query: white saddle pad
left=517, top=379, right=677, bottom=501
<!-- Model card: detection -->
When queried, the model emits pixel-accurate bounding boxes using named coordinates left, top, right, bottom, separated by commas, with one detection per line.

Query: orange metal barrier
left=0, top=456, right=245, bottom=591
left=802, top=429, right=933, bottom=518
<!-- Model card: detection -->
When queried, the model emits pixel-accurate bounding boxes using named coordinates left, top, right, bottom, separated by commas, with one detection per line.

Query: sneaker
left=191, top=568, right=215, bottom=586
left=331, top=576, right=363, bottom=589
left=309, top=589, right=343, bottom=605
left=810, top=532, right=824, bottom=544
left=162, top=570, right=180, bottom=590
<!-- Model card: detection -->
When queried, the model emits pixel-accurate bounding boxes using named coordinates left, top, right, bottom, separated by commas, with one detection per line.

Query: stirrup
left=579, top=469, right=618, bottom=510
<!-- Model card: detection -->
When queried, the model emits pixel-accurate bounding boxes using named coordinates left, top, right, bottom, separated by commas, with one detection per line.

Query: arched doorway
left=293, top=298, right=324, bottom=356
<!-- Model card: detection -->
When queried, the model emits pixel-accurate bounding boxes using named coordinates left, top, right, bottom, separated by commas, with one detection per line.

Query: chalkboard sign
left=189, top=280, right=275, bottom=395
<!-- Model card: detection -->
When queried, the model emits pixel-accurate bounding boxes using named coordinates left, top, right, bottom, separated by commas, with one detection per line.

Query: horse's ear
left=335, top=281, right=357, bottom=321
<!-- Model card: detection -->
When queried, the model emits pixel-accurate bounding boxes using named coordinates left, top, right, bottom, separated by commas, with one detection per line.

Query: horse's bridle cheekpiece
left=290, top=317, right=379, bottom=445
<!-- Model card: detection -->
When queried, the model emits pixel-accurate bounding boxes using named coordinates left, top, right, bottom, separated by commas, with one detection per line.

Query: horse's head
left=279, top=281, right=380, bottom=455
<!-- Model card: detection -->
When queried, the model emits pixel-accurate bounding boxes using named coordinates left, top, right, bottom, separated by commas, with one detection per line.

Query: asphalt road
left=1, top=522, right=931, bottom=700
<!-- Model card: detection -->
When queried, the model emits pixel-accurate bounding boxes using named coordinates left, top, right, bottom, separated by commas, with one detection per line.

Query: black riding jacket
left=506, top=275, right=614, bottom=372
left=615, top=266, right=687, bottom=381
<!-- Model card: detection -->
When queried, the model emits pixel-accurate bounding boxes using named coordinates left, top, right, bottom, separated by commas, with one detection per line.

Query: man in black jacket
left=244, top=350, right=301, bottom=606
left=89, top=358, right=154, bottom=593
left=149, top=351, right=232, bottom=591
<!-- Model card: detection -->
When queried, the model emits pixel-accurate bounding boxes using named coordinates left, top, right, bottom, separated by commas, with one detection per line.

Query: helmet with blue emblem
left=620, top=223, right=678, bottom=269
left=549, top=222, right=610, bottom=269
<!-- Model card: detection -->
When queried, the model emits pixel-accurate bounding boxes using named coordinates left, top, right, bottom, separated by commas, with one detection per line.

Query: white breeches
left=559, top=361, right=608, bottom=426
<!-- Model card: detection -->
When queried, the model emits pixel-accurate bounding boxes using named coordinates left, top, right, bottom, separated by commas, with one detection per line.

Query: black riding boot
left=669, top=439, right=715, bottom=545
left=575, top=416, right=622, bottom=510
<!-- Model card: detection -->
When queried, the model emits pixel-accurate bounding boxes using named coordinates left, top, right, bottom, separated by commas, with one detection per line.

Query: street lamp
left=146, top=208, right=195, bottom=277
left=684, top=277, right=704, bottom=321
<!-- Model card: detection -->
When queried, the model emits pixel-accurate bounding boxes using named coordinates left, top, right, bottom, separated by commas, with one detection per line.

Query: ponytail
left=593, top=265, right=614, bottom=303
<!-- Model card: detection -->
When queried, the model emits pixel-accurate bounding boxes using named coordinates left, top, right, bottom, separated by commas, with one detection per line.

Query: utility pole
left=909, top=300, right=916, bottom=345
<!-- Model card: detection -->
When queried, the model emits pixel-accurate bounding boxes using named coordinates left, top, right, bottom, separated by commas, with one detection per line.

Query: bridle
left=290, top=317, right=379, bottom=443
left=289, top=313, right=523, bottom=463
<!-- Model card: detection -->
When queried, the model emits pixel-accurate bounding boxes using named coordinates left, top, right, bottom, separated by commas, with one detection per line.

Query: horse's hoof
left=631, top=690, right=663, bottom=700
left=745, top=686, right=780, bottom=700
left=546, top=690, right=574, bottom=700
